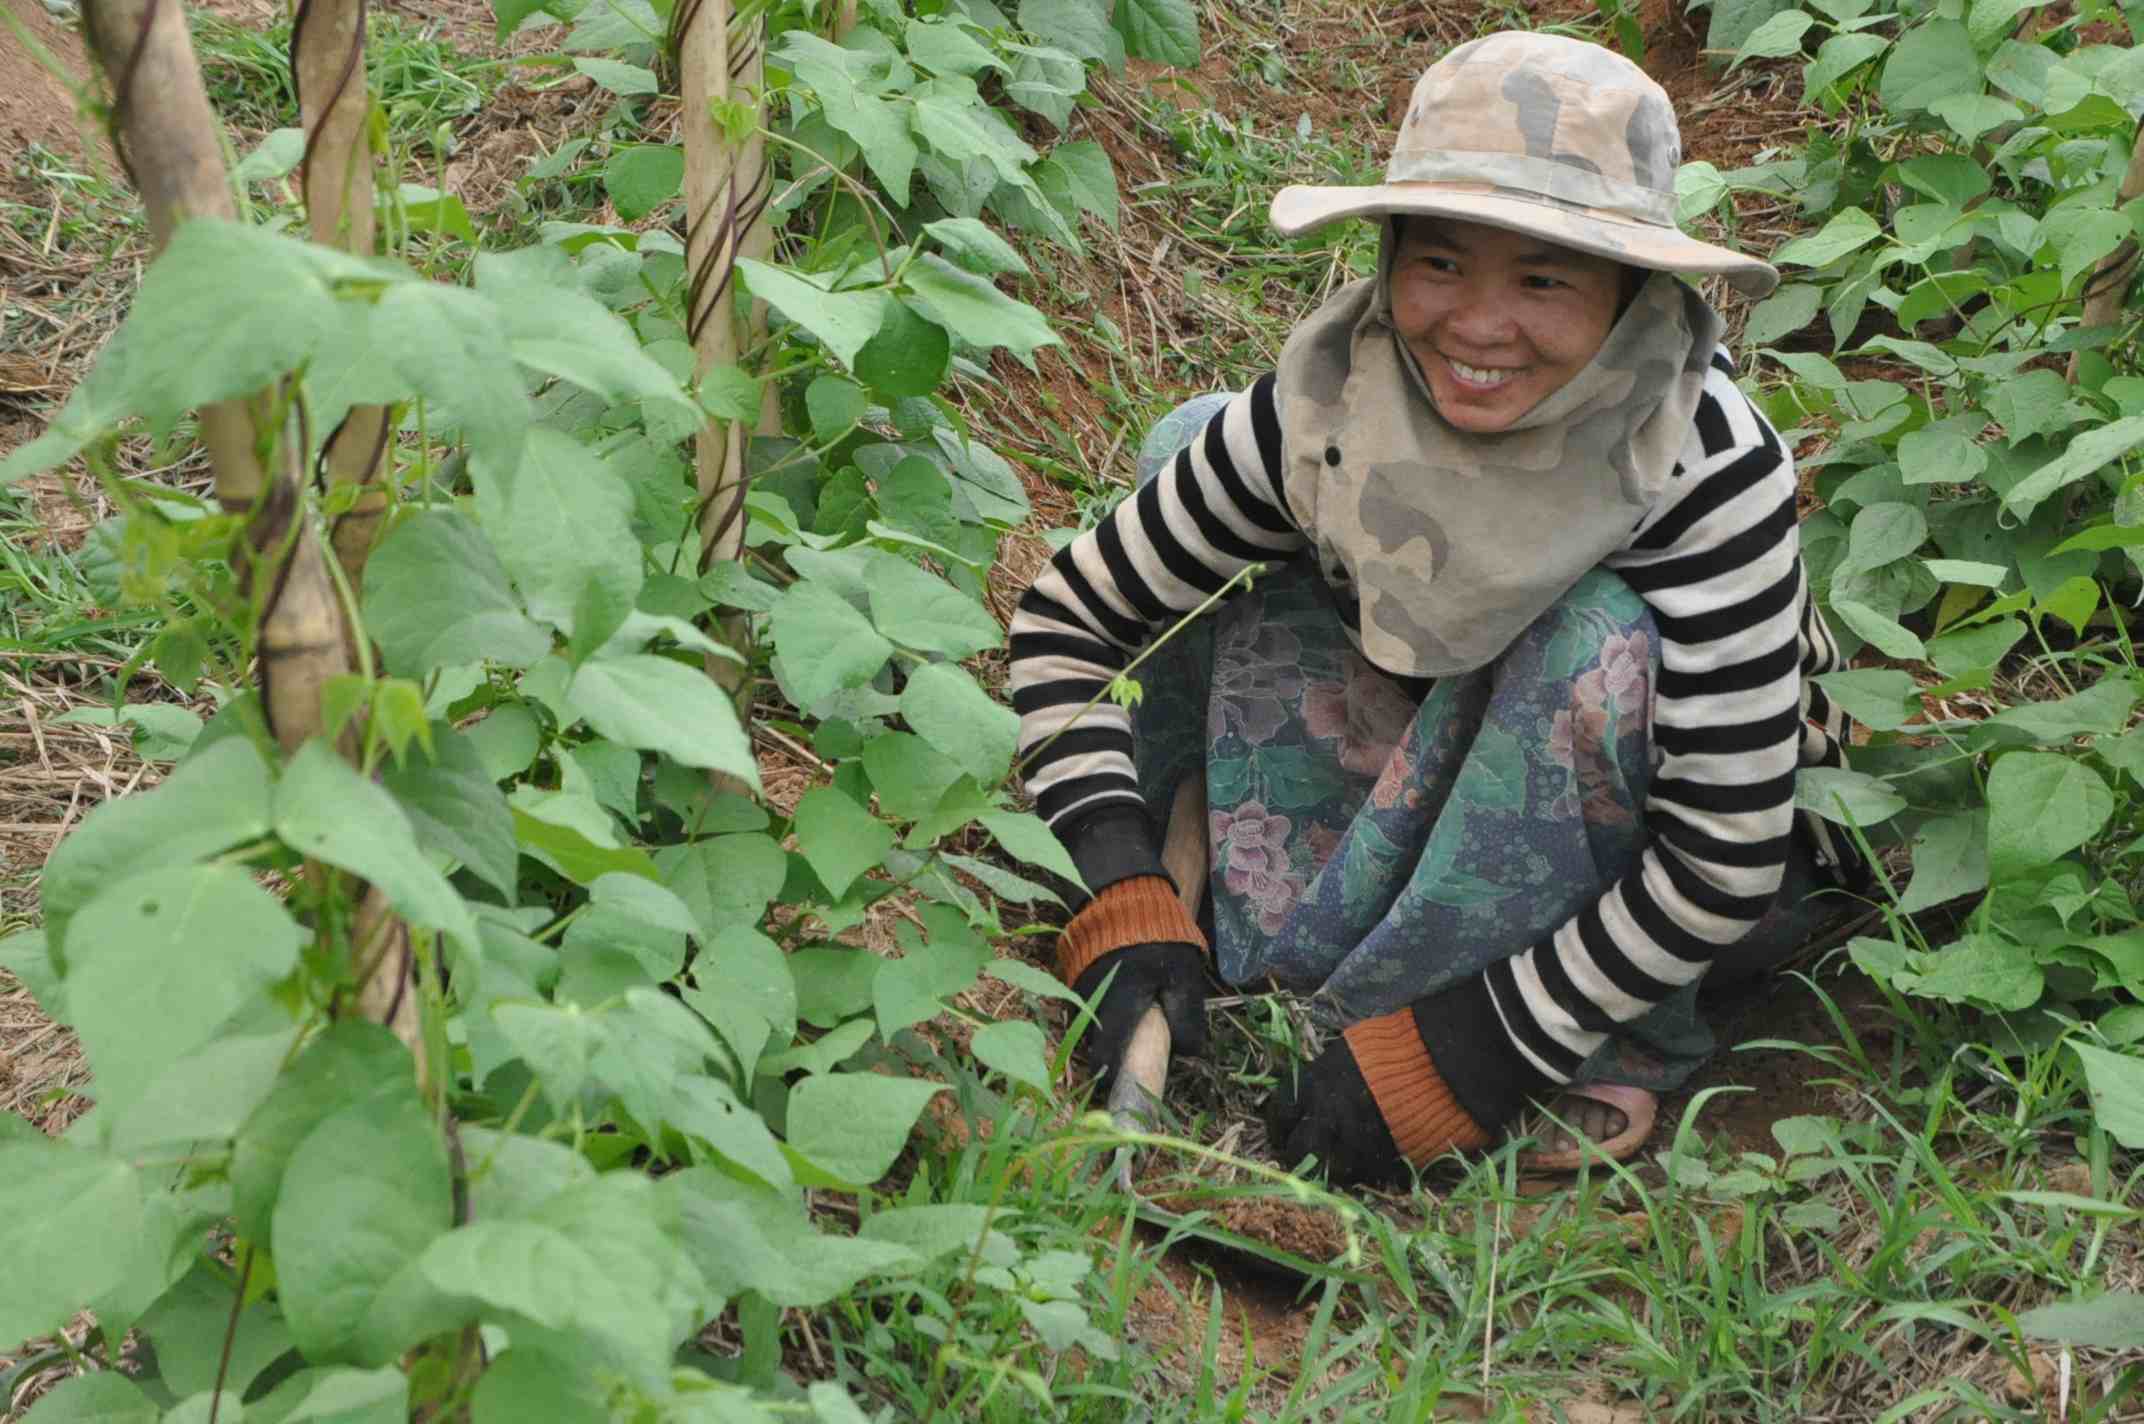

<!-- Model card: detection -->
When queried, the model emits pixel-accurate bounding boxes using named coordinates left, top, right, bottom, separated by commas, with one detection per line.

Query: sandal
left=1514, top=1082, right=1657, bottom=1172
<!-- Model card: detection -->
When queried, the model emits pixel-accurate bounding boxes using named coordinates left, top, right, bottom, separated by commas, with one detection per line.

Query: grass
left=3, top=0, right=2143, bottom=1419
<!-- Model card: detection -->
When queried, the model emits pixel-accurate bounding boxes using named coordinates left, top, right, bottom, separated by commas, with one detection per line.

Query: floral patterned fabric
left=1130, top=394, right=1843, bottom=1093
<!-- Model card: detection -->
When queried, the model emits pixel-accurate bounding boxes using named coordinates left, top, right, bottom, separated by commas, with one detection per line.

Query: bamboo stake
left=2068, top=129, right=2144, bottom=385
left=81, top=0, right=421, bottom=1068
left=80, top=0, right=270, bottom=508
left=293, top=0, right=394, bottom=587
left=676, top=0, right=775, bottom=795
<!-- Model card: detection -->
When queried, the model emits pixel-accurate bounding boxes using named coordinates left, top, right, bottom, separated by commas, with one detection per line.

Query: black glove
left=1264, top=1040, right=1405, bottom=1186
left=1072, top=940, right=1208, bottom=1082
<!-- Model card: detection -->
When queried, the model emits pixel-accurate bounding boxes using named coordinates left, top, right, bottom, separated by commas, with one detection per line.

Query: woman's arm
left=1414, top=357, right=1814, bottom=1131
left=1009, top=374, right=1305, bottom=893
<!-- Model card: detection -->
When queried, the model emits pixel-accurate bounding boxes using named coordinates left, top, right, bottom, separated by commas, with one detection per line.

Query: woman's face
left=1387, top=217, right=1630, bottom=434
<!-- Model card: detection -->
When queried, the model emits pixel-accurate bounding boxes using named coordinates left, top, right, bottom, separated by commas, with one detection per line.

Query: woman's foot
left=1515, top=1083, right=1656, bottom=1171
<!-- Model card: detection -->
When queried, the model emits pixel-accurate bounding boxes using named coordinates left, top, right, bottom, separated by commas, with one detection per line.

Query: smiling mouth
left=1444, top=357, right=1520, bottom=389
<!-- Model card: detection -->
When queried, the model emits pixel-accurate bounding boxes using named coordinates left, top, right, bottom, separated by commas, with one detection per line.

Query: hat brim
left=1271, top=183, right=1779, bottom=299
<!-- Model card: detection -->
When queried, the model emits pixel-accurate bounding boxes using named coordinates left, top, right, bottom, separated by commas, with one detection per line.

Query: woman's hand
left=1072, top=940, right=1209, bottom=1079
left=1265, top=1006, right=1494, bottom=1184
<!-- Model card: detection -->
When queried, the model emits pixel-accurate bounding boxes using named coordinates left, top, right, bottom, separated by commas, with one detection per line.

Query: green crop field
left=1, top=0, right=2141, bottom=1417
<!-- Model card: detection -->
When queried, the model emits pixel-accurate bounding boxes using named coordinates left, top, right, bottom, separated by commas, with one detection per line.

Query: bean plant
left=0, top=0, right=1203, bottom=1415
left=1677, top=0, right=2144, bottom=1129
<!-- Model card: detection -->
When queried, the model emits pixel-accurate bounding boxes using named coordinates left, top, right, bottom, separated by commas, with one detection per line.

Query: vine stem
left=1011, top=560, right=1269, bottom=780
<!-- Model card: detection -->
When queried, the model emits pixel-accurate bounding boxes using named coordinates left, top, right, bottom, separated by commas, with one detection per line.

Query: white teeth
left=1449, top=359, right=1516, bottom=387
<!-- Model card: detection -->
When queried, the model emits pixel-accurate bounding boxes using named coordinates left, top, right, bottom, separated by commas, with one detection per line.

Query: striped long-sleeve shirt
left=1010, top=353, right=1849, bottom=1130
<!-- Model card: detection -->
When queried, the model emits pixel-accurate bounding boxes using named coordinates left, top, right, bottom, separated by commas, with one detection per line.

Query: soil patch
left=0, top=0, right=113, bottom=191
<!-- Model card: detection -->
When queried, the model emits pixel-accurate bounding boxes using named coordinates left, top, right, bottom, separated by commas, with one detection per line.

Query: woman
left=1009, top=32, right=1864, bottom=1184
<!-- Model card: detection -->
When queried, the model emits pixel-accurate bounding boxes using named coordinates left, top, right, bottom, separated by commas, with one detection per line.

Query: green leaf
left=0, top=221, right=349, bottom=486
left=784, top=1073, right=946, bottom=1185
left=978, top=809, right=1084, bottom=886
left=105, top=1026, right=300, bottom=1156
left=232, top=1022, right=415, bottom=1243
left=271, top=1089, right=453, bottom=1366
left=16, top=1373, right=157, bottom=1422
left=855, top=298, right=953, bottom=398
left=1803, top=32, right=1890, bottom=100
left=40, top=737, right=274, bottom=966
left=373, top=277, right=527, bottom=475
left=573, top=55, right=657, bottom=94
left=2041, top=207, right=2131, bottom=291
left=1987, top=369, right=2072, bottom=446
left=984, top=956, right=1081, bottom=1001
left=1842, top=501, right=1928, bottom=575
left=861, top=731, right=967, bottom=821
left=1928, top=91, right=2023, bottom=141
left=494, top=1002, right=606, bottom=1112
left=365, top=511, right=550, bottom=678
left=513, top=805, right=661, bottom=886
left=865, top=552, right=1004, bottom=657
left=566, top=655, right=759, bottom=785
left=923, top=217, right=1030, bottom=276
left=906, top=16, right=1005, bottom=75
left=1812, top=668, right=1922, bottom=731
left=1828, top=597, right=1927, bottom=659
left=1986, top=751, right=2113, bottom=872
left=806, top=375, right=871, bottom=444
left=1734, top=8, right=1813, bottom=63
left=2000, top=416, right=2144, bottom=521
left=471, top=1349, right=612, bottom=1424
left=737, top=260, right=888, bottom=369
left=137, top=1261, right=295, bottom=1401
left=1898, top=933, right=2042, bottom=1010
left=275, top=740, right=479, bottom=952
left=604, top=145, right=685, bottom=221
left=1927, top=617, right=2024, bottom=678
left=902, top=254, right=1059, bottom=364
left=899, top=662, right=1017, bottom=783
left=2070, top=1045, right=2144, bottom=1150
left=659, top=833, right=790, bottom=939
left=2017, top=1289, right=2144, bottom=1349
left=1048, top=139, right=1119, bottom=227
left=66, top=866, right=301, bottom=1121
left=1111, top=0, right=1198, bottom=65
left=1772, top=207, right=1882, bottom=267
left=1795, top=767, right=1907, bottom=826
left=0, top=1140, right=142, bottom=1352
left=382, top=728, right=519, bottom=900
left=793, top=786, right=896, bottom=899
left=770, top=582, right=895, bottom=710
left=1018, top=0, right=1119, bottom=64
left=687, top=925, right=797, bottom=1066
left=663, top=1167, right=920, bottom=1308
left=1877, top=19, right=1978, bottom=110
left=475, top=247, right=697, bottom=437
left=1981, top=676, right=2137, bottom=744
left=970, top=1019, right=1053, bottom=1093
left=1897, top=429, right=1989, bottom=487
left=266, top=1365, right=409, bottom=1423
left=416, top=1220, right=666, bottom=1365
left=471, top=428, right=640, bottom=651
left=1898, top=812, right=1988, bottom=914
left=1744, top=284, right=1821, bottom=345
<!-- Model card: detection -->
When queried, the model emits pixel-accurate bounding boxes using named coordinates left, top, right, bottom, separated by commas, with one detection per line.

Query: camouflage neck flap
left=1272, top=225, right=1723, bottom=679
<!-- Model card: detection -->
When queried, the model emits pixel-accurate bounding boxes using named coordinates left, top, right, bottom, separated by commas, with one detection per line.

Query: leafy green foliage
left=2, top=0, right=1205, bottom=1412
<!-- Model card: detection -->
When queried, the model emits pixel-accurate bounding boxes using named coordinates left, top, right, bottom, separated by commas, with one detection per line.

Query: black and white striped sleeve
left=1008, top=375, right=1304, bottom=865
left=1415, top=360, right=1814, bottom=1127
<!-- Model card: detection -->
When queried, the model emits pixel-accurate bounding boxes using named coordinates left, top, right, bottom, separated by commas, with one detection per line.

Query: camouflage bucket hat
left=1271, top=32, right=1778, bottom=298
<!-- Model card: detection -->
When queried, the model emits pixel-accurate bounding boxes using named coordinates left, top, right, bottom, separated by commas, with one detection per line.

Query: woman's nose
left=1444, top=285, right=1517, bottom=348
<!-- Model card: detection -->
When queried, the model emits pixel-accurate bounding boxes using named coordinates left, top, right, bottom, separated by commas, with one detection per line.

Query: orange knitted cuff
left=1056, top=876, right=1208, bottom=987
left=1343, top=1008, right=1493, bottom=1164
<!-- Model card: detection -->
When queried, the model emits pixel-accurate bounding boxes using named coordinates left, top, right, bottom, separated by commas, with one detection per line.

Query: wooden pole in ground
left=293, top=0, right=394, bottom=589
left=80, top=0, right=422, bottom=1070
left=675, top=0, right=775, bottom=794
left=2069, top=131, right=2144, bottom=385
